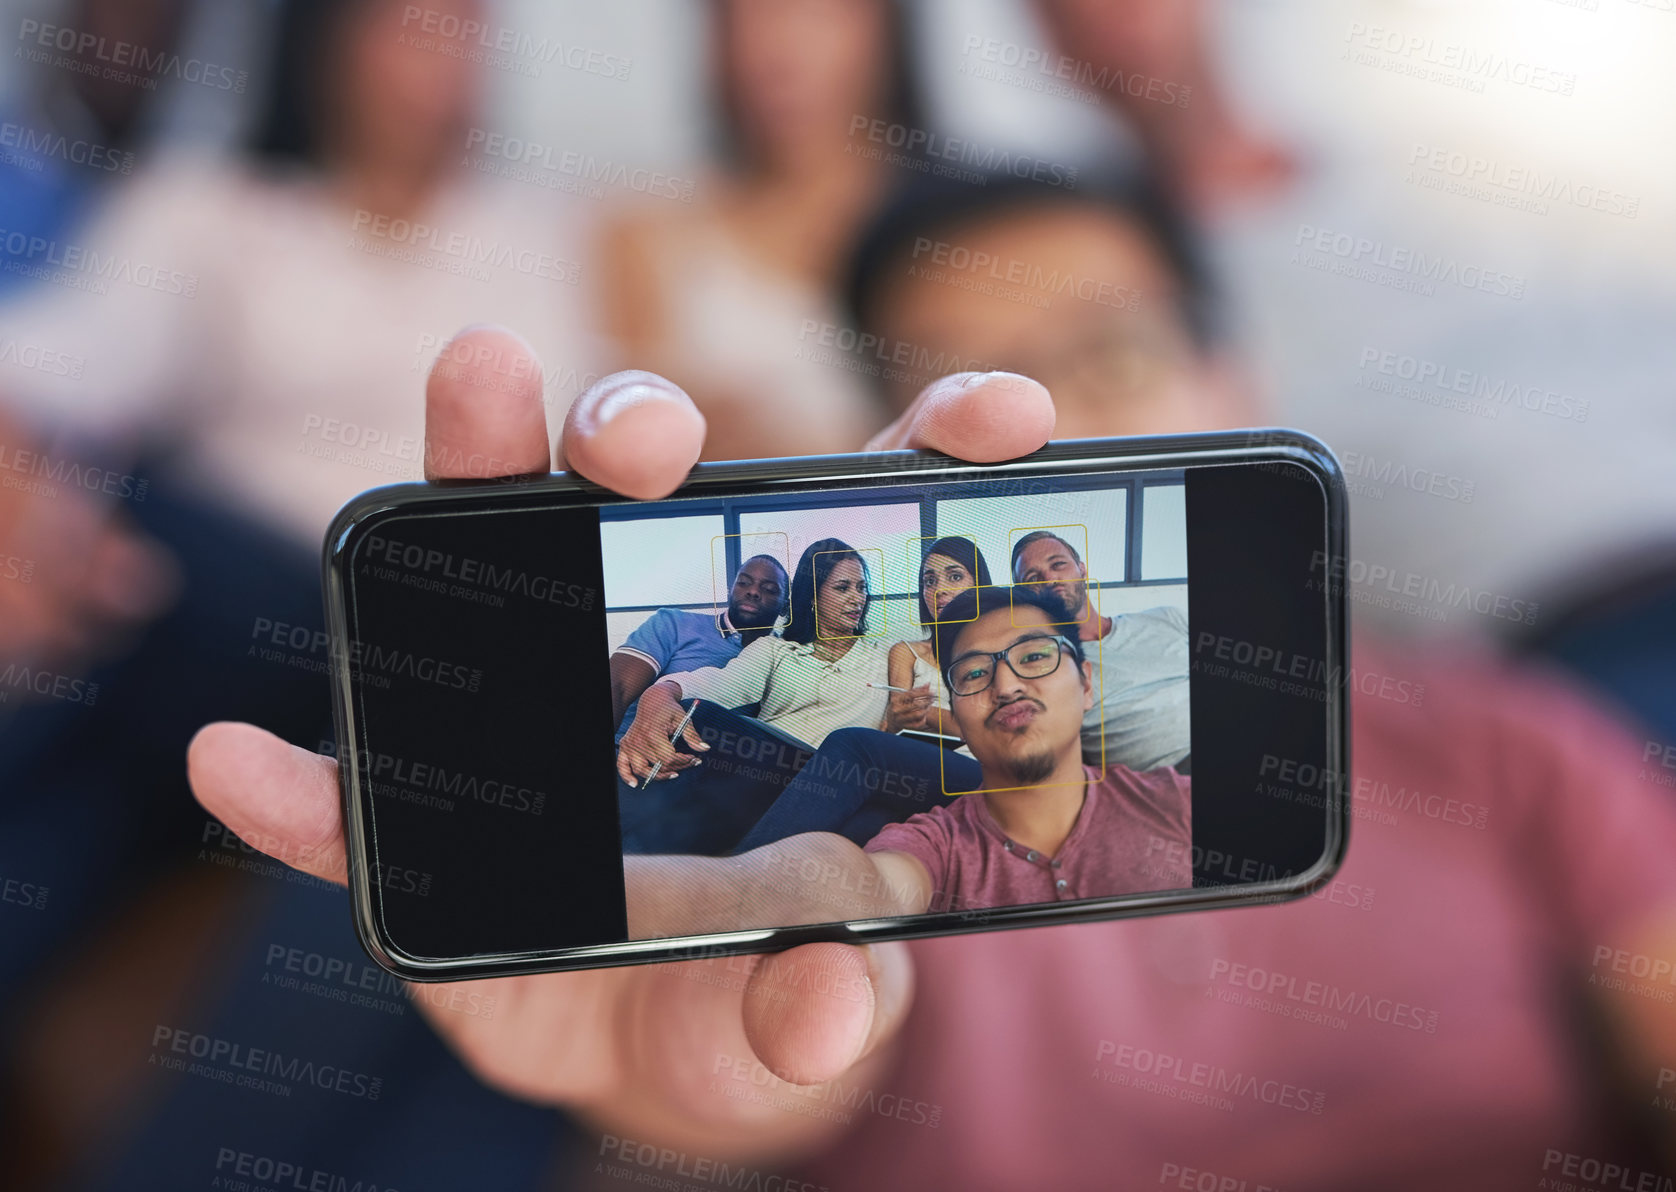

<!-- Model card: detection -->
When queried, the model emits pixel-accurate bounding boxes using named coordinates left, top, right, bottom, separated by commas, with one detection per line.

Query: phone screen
left=330, top=448, right=1341, bottom=972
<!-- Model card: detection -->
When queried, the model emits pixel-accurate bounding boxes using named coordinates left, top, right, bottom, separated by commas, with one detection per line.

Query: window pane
left=606, top=610, right=652, bottom=656
left=934, top=488, right=1127, bottom=586
left=1140, top=484, right=1188, bottom=580
left=601, top=514, right=724, bottom=609
left=738, top=504, right=923, bottom=595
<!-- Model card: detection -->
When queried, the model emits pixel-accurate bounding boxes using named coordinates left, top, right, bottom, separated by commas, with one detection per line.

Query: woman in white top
left=617, top=537, right=921, bottom=855
left=597, top=0, right=914, bottom=462
left=729, top=538, right=995, bottom=853
left=886, top=535, right=996, bottom=743
left=0, top=0, right=594, bottom=551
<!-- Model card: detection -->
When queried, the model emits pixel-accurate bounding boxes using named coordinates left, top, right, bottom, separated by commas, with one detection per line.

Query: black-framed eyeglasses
left=944, top=634, right=1076, bottom=697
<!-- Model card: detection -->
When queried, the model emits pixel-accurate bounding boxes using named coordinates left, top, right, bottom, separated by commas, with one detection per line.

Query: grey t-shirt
left=1082, top=605, right=1191, bottom=771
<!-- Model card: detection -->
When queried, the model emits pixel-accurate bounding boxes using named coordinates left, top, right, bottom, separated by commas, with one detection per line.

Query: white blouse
left=665, top=633, right=892, bottom=747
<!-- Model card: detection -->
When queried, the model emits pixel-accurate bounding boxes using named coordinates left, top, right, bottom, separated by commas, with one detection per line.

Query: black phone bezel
left=323, top=429, right=1350, bottom=980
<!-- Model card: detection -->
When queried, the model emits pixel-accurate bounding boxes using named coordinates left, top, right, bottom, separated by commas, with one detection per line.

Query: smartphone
left=323, top=430, right=1348, bottom=979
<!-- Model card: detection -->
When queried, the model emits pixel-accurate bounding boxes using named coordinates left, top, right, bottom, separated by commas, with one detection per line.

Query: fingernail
left=575, top=372, right=686, bottom=434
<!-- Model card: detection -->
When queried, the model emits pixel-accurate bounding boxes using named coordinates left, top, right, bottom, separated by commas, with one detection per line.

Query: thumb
left=740, top=942, right=915, bottom=1086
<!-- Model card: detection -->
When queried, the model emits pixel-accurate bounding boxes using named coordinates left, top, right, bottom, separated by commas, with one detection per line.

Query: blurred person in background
left=0, top=0, right=593, bottom=551
left=0, top=0, right=598, bottom=1182
left=1031, top=0, right=1294, bottom=217
left=0, top=0, right=187, bottom=295
left=598, top=0, right=914, bottom=461
left=796, top=169, right=1676, bottom=1187
left=1033, top=0, right=1676, bottom=813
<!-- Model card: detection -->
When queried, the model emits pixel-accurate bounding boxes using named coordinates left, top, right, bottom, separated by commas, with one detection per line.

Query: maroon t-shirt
left=864, top=764, right=1192, bottom=913
left=802, top=642, right=1676, bottom=1191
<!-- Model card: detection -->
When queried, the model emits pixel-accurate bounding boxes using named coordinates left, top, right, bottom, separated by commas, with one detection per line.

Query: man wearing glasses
left=852, top=583, right=1192, bottom=914
left=656, top=583, right=1192, bottom=927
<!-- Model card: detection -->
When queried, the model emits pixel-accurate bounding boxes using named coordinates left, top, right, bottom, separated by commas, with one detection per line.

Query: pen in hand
left=641, top=699, right=700, bottom=789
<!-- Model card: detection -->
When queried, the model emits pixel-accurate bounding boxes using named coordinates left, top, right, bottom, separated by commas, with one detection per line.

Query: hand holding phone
left=185, top=326, right=1054, bottom=1156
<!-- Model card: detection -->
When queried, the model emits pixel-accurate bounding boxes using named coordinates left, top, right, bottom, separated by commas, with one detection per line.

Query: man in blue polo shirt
left=609, top=553, right=789, bottom=735
left=612, top=554, right=788, bottom=854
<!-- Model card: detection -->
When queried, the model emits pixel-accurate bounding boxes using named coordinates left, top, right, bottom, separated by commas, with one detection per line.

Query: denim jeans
left=617, top=700, right=819, bottom=855
left=733, top=727, right=982, bottom=852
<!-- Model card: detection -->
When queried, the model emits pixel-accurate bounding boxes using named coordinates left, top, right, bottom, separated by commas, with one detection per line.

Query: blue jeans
left=733, top=727, right=982, bottom=853
left=617, top=701, right=818, bottom=855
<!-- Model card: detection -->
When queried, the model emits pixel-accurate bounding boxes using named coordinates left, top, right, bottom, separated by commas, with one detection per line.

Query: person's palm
left=186, top=327, right=1054, bottom=1160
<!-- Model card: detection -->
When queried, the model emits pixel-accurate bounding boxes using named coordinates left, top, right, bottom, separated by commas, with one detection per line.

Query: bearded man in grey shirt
left=1011, top=530, right=1191, bottom=773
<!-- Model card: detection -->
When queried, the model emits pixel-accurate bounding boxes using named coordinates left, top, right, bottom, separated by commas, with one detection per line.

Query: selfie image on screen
left=600, top=475, right=1191, bottom=933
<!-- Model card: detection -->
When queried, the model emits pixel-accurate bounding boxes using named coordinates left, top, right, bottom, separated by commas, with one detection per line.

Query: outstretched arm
left=610, top=651, right=658, bottom=729
left=627, top=834, right=933, bottom=939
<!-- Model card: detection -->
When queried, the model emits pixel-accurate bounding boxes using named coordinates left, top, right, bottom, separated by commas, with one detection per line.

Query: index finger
left=187, top=722, right=348, bottom=884
left=424, top=326, right=552, bottom=481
